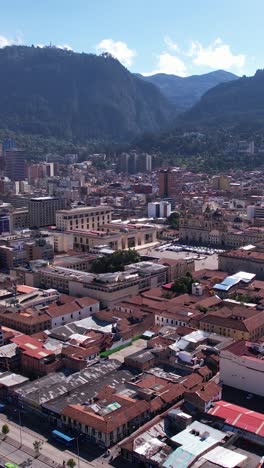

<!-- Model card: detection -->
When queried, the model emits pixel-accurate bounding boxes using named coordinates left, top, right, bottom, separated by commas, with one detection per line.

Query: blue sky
left=0, top=0, right=262, bottom=76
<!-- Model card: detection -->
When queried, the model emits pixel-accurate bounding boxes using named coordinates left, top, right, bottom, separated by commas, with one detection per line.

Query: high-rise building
left=29, top=197, right=66, bottom=228
left=118, top=153, right=130, bottom=173
left=0, top=214, right=9, bottom=234
left=137, top=153, right=152, bottom=172
left=159, top=167, right=184, bottom=198
left=5, top=149, right=26, bottom=181
left=118, top=152, right=152, bottom=174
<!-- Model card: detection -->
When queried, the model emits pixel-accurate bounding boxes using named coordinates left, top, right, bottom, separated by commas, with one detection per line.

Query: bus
left=51, top=430, right=75, bottom=447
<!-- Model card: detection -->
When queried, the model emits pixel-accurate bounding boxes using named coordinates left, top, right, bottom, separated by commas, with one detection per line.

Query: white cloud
left=0, top=34, right=22, bottom=48
left=164, top=36, right=179, bottom=52
left=143, top=52, right=187, bottom=76
left=57, top=44, right=73, bottom=51
left=96, top=39, right=136, bottom=67
left=188, top=38, right=245, bottom=70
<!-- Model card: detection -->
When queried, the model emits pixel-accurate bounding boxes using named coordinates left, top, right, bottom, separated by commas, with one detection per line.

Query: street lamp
left=14, top=408, right=22, bottom=448
left=76, top=435, right=81, bottom=468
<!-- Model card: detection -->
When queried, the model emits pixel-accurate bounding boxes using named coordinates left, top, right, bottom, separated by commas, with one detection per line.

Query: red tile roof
left=209, top=401, right=264, bottom=436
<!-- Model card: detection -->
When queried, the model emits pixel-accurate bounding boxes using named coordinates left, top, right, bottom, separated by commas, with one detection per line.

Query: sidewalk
left=0, top=433, right=62, bottom=468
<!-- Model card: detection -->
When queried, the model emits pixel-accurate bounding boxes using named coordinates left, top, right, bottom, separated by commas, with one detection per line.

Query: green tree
left=1, top=424, right=9, bottom=438
left=33, top=440, right=43, bottom=457
left=91, top=249, right=140, bottom=274
left=167, top=212, right=180, bottom=229
left=171, top=273, right=195, bottom=294
left=66, top=459, right=76, bottom=468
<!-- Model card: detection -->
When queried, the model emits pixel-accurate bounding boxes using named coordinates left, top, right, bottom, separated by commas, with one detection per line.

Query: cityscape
left=0, top=2, right=264, bottom=468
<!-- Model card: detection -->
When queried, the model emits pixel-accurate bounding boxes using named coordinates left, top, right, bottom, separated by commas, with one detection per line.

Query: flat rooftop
left=57, top=205, right=112, bottom=214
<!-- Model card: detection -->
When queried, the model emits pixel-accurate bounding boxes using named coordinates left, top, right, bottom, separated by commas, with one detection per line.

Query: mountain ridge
left=180, top=69, right=264, bottom=130
left=137, top=69, right=238, bottom=110
left=0, top=45, right=174, bottom=141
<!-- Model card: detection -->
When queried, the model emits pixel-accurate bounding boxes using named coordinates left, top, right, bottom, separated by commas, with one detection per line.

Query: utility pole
left=76, top=435, right=80, bottom=468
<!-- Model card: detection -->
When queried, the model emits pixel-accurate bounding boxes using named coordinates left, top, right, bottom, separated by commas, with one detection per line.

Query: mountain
left=181, top=70, right=264, bottom=129
left=137, top=70, right=238, bottom=110
left=0, top=46, right=173, bottom=141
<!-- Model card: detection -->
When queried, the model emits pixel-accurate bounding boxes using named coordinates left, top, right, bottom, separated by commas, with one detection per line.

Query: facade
left=158, top=258, right=195, bottom=282
left=29, top=197, right=66, bottom=228
left=198, top=307, right=264, bottom=341
left=219, top=245, right=264, bottom=280
left=159, top=167, right=185, bottom=198
left=48, top=297, right=99, bottom=328
left=148, top=201, right=171, bottom=218
left=219, top=340, right=264, bottom=396
left=5, top=149, right=26, bottom=181
left=56, top=205, right=112, bottom=231
left=9, top=209, right=29, bottom=232
left=35, top=262, right=168, bottom=308
left=0, top=214, right=9, bottom=234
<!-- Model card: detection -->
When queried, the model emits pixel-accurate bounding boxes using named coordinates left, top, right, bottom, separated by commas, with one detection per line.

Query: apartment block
left=56, top=205, right=112, bottom=231
left=29, top=197, right=66, bottom=228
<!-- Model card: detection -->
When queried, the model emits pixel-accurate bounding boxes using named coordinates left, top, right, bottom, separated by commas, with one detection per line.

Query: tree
left=1, top=424, right=9, bottom=438
left=167, top=212, right=180, bottom=230
left=171, top=273, right=195, bottom=294
left=91, top=249, right=140, bottom=274
left=33, top=440, right=43, bottom=457
left=66, top=459, right=76, bottom=468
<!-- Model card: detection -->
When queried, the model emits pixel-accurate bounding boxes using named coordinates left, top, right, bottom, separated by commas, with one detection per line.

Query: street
left=0, top=413, right=104, bottom=468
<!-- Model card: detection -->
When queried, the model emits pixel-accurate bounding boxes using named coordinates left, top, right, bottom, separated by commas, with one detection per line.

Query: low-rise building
left=219, top=244, right=264, bottom=279
left=56, top=205, right=112, bottom=231
left=198, top=306, right=264, bottom=341
left=219, top=339, right=264, bottom=396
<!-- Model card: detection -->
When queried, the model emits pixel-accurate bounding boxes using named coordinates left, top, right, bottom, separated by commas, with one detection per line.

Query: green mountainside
left=0, top=45, right=173, bottom=141
left=136, top=70, right=238, bottom=110
left=181, top=70, right=264, bottom=130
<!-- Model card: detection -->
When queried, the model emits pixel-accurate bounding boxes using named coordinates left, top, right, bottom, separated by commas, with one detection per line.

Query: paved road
left=0, top=414, right=103, bottom=468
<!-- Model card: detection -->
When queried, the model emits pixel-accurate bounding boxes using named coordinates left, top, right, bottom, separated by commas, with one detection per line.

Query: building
left=198, top=306, right=264, bottom=341
left=219, top=244, right=264, bottom=279
left=0, top=214, right=9, bottom=234
left=159, top=167, right=184, bottom=198
left=118, top=152, right=152, bottom=174
left=147, top=201, right=171, bottom=218
left=158, top=258, right=195, bottom=282
left=29, top=197, right=66, bottom=228
left=5, top=149, right=26, bottom=181
left=163, top=421, right=227, bottom=468
left=184, top=381, right=222, bottom=412
left=62, top=389, right=149, bottom=447
left=0, top=287, right=99, bottom=334
left=219, top=339, right=264, bottom=396
left=11, top=335, right=61, bottom=377
left=32, top=261, right=168, bottom=308
left=55, top=205, right=112, bottom=231
left=212, top=175, right=231, bottom=191
left=9, top=209, right=29, bottom=232
left=208, top=400, right=264, bottom=446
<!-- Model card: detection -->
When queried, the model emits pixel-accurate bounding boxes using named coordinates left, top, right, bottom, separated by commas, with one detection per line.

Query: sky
left=0, top=0, right=262, bottom=77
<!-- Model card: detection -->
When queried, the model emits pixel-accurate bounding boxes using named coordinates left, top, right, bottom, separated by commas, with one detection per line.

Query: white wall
left=51, top=302, right=99, bottom=328
left=220, top=350, right=264, bottom=397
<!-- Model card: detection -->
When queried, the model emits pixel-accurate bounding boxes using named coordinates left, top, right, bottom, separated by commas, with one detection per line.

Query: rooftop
left=209, top=400, right=264, bottom=436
